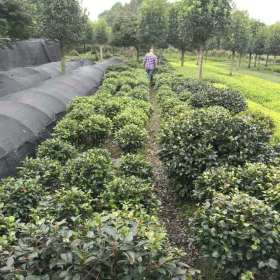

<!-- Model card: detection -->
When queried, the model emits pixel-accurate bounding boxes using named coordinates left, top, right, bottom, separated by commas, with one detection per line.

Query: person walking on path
left=144, top=48, right=158, bottom=83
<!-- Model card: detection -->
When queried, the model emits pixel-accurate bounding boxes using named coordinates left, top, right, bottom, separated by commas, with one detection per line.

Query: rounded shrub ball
left=119, top=153, right=153, bottom=180
left=114, top=124, right=148, bottom=153
left=18, top=157, right=62, bottom=191
left=192, top=192, right=280, bottom=277
left=37, top=138, right=78, bottom=164
left=60, top=149, right=113, bottom=197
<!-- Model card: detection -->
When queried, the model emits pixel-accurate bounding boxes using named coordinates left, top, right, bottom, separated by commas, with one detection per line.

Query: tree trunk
left=60, top=41, right=66, bottom=74
left=274, top=55, right=277, bottom=65
left=238, top=53, right=242, bottom=68
left=83, top=43, right=86, bottom=52
left=196, top=50, right=199, bottom=66
left=248, top=53, right=252, bottom=68
left=136, top=47, right=140, bottom=62
left=205, top=50, right=208, bottom=62
left=198, top=47, right=204, bottom=80
left=254, top=54, right=257, bottom=67
left=180, top=49, right=185, bottom=67
left=230, top=50, right=236, bottom=76
left=265, top=54, right=269, bottom=67
left=99, top=45, right=103, bottom=60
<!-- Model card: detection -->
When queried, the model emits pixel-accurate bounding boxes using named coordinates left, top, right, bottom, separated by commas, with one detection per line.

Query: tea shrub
left=193, top=163, right=280, bottom=201
left=0, top=177, right=43, bottom=222
left=18, top=157, right=62, bottom=190
left=0, top=209, right=189, bottom=279
left=113, top=108, right=148, bottom=130
left=119, top=153, right=153, bottom=180
left=114, top=124, right=148, bottom=153
left=60, top=149, right=113, bottom=197
left=189, top=88, right=247, bottom=113
left=159, top=107, right=272, bottom=196
left=53, top=114, right=112, bottom=148
left=264, top=184, right=280, bottom=211
left=33, top=187, right=94, bottom=224
left=37, top=138, right=78, bottom=164
left=192, top=192, right=280, bottom=277
left=100, top=176, right=158, bottom=212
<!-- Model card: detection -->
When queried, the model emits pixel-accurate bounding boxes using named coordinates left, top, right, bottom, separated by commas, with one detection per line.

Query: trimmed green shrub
left=60, top=149, right=113, bottom=197
left=193, top=163, right=280, bottom=201
left=37, top=138, right=78, bottom=164
left=114, top=124, right=148, bottom=153
left=189, top=88, right=247, bottom=113
left=159, top=107, right=273, bottom=196
left=173, top=78, right=210, bottom=94
left=53, top=114, right=112, bottom=148
left=113, top=108, right=148, bottom=130
left=0, top=209, right=189, bottom=279
left=0, top=178, right=43, bottom=222
left=100, top=176, right=158, bottom=212
left=0, top=207, right=17, bottom=250
left=18, top=157, right=62, bottom=190
left=33, top=187, right=94, bottom=224
left=264, top=184, right=280, bottom=211
left=192, top=192, right=280, bottom=277
left=119, top=153, right=153, bottom=180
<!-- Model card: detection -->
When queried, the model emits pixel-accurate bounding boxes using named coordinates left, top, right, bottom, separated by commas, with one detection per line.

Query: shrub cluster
left=159, top=106, right=272, bottom=196
left=0, top=62, right=190, bottom=278
left=155, top=65, right=280, bottom=278
left=192, top=193, right=280, bottom=277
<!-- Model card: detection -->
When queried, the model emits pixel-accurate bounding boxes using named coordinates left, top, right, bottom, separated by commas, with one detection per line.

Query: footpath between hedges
left=147, top=88, right=197, bottom=265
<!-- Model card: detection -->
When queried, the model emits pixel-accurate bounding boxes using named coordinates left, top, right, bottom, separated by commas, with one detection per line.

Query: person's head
left=149, top=48, right=154, bottom=54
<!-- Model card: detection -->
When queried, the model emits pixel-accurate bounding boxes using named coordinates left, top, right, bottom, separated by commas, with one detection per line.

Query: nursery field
left=1, top=58, right=280, bottom=280
left=167, top=52, right=280, bottom=140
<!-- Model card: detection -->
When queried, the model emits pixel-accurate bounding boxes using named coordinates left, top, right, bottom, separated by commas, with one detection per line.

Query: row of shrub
left=155, top=65, right=280, bottom=279
left=0, top=63, right=192, bottom=279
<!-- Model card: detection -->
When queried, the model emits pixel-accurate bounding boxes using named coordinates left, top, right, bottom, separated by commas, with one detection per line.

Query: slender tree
left=266, top=23, right=280, bottom=66
left=40, top=0, right=85, bottom=73
left=112, top=11, right=141, bottom=61
left=138, top=0, right=169, bottom=50
left=181, top=0, right=233, bottom=79
left=92, top=19, right=111, bottom=60
left=167, top=2, right=192, bottom=67
left=224, top=10, right=250, bottom=75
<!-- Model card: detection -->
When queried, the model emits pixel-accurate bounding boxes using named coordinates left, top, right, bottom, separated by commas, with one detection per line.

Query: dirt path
left=147, top=89, right=197, bottom=265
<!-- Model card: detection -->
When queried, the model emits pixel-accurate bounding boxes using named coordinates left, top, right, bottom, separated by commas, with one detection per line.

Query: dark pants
left=146, top=69, right=154, bottom=82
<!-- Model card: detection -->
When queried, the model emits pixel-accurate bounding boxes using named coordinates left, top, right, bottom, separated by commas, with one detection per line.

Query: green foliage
left=119, top=153, right=153, bottom=180
left=53, top=114, right=112, bottom=149
left=100, top=176, right=158, bottom=212
left=37, top=138, right=78, bottom=164
left=0, top=207, right=17, bottom=250
left=159, top=107, right=273, bottom=196
left=40, top=0, right=86, bottom=47
left=189, top=88, right=247, bottom=113
left=138, top=0, right=169, bottom=48
left=114, top=124, right=148, bottom=153
left=192, top=192, right=280, bottom=277
left=0, top=177, right=43, bottom=222
left=18, top=157, right=62, bottom=191
left=92, top=18, right=110, bottom=45
left=264, top=184, right=280, bottom=211
left=0, top=209, right=189, bottom=279
left=33, top=187, right=94, bottom=224
left=0, top=0, right=33, bottom=40
left=113, top=108, right=148, bottom=130
left=193, top=163, right=280, bottom=201
left=60, top=149, right=113, bottom=197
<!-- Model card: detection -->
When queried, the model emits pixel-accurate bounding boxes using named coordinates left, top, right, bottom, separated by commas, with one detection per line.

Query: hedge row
left=155, top=65, right=280, bottom=279
left=0, top=63, right=191, bottom=279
